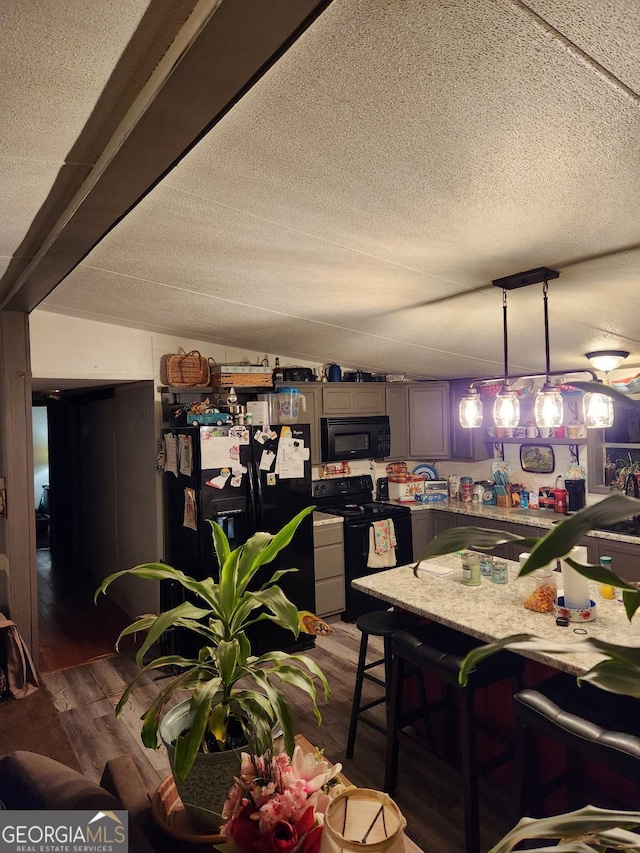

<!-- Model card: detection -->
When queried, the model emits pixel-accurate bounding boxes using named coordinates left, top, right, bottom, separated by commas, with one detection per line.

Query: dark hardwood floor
left=42, top=620, right=516, bottom=852
left=37, top=548, right=135, bottom=674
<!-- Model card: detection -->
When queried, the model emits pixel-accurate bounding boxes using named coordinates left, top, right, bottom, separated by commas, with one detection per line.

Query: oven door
left=341, top=514, right=413, bottom=622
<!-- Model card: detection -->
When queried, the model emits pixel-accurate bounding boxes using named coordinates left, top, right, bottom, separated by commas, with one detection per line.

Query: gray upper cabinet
left=385, top=385, right=409, bottom=460
left=408, top=383, right=451, bottom=459
left=449, top=379, right=493, bottom=461
left=322, top=385, right=386, bottom=415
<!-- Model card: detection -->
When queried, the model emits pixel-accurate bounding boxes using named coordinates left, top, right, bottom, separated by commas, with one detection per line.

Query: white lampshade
left=459, top=388, right=483, bottom=428
left=585, top=350, right=629, bottom=372
left=583, top=391, right=614, bottom=428
left=493, top=390, right=520, bottom=428
left=535, top=384, right=563, bottom=428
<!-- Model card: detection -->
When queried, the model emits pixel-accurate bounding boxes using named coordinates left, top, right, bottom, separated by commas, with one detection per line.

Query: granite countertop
left=352, top=553, right=640, bottom=677
left=398, top=498, right=640, bottom=545
left=312, top=511, right=344, bottom=527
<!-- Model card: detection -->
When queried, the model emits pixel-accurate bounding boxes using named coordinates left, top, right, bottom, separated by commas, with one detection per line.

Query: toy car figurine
left=186, top=407, right=234, bottom=426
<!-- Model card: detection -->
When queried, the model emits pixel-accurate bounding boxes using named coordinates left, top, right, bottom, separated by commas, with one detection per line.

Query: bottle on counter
left=273, top=357, right=284, bottom=383
left=600, top=556, right=616, bottom=599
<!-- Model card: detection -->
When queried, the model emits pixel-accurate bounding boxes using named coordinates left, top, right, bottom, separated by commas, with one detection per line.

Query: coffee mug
left=486, top=426, right=497, bottom=437
left=539, top=427, right=553, bottom=438
left=504, top=427, right=515, bottom=438
left=516, top=427, right=526, bottom=438
left=555, top=425, right=566, bottom=438
left=567, top=423, right=580, bottom=439
left=526, top=426, right=538, bottom=438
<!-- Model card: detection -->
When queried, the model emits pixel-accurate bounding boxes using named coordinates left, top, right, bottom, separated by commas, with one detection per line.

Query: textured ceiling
left=4, top=0, right=640, bottom=381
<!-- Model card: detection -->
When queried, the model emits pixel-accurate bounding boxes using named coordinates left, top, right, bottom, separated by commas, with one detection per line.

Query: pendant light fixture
left=534, top=276, right=563, bottom=429
left=492, top=287, right=520, bottom=428
left=459, top=387, right=483, bottom=429
left=458, top=267, right=619, bottom=432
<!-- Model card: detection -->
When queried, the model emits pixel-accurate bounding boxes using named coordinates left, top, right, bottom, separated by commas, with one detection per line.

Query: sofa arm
left=0, top=751, right=122, bottom=811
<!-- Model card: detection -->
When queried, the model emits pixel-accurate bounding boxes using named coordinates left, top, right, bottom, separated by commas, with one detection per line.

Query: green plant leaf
left=249, top=669, right=296, bottom=758
left=215, top=638, right=239, bottom=686
left=250, top=585, right=301, bottom=636
left=114, top=654, right=202, bottom=718
left=569, top=381, right=640, bottom=410
left=520, top=494, right=640, bottom=575
left=270, top=664, right=322, bottom=724
left=137, top=667, right=210, bottom=749
left=208, top=519, right=231, bottom=570
left=578, top=658, right=640, bottom=697
left=489, top=805, right=640, bottom=853
left=258, top=505, right=314, bottom=564
left=416, top=527, right=527, bottom=564
left=257, top=650, right=331, bottom=701
left=96, top=562, right=219, bottom=608
left=130, top=602, right=214, bottom=668
left=174, top=678, right=223, bottom=781
left=217, top=548, right=241, bottom=622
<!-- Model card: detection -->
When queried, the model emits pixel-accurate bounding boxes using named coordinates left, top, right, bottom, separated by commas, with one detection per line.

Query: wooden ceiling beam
left=1, top=0, right=333, bottom=313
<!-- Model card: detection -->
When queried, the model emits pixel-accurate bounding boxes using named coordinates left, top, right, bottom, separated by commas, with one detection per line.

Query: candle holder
left=553, top=596, right=597, bottom=623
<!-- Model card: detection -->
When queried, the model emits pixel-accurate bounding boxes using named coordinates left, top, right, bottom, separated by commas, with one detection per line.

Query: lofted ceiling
left=2, top=0, right=640, bottom=382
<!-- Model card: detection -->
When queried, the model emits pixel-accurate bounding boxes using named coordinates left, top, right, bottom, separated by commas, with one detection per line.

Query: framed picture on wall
left=520, top=444, right=555, bottom=474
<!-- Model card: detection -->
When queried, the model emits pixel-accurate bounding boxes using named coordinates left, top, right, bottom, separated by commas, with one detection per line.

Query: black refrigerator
left=162, top=423, right=315, bottom=656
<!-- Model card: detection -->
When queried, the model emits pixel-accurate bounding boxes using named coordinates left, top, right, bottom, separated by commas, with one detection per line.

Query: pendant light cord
left=502, top=288, right=508, bottom=383
left=542, top=278, right=551, bottom=381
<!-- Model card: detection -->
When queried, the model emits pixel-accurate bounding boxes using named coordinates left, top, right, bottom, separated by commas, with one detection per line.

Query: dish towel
left=367, top=519, right=397, bottom=568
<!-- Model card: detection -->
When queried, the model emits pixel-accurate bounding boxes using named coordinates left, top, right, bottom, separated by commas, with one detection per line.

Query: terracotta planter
left=159, top=699, right=245, bottom=830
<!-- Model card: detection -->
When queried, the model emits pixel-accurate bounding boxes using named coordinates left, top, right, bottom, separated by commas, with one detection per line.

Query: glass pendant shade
left=535, top=384, right=563, bottom=428
left=583, top=391, right=614, bottom=428
left=459, top=389, right=483, bottom=428
left=493, top=390, right=520, bottom=428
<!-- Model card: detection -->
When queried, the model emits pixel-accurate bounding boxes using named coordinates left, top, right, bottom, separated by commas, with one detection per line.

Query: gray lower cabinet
left=385, top=385, right=409, bottom=460
left=322, top=385, right=386, bottom=415
left=408, top=384, right=451, bottom=459
left=596, top=538, right=640, bottom=583
left=411, top=509, right=455, bottom=560
left=313, top=522, right=345, bottom=617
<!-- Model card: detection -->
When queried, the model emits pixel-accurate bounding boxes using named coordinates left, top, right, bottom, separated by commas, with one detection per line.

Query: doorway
left=32, top=384, right=157, bottom=673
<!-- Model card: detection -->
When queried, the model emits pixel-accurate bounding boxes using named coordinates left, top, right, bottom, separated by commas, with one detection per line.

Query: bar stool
left=513, top=672, right=640, bottom=816
left=385, top=622, right=524, bottom=853
left=346, top=610, right=425, bottom=759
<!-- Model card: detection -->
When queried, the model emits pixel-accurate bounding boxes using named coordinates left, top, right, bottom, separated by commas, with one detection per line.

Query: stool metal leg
left=346, top=630, right=369, bottom=759
left=460, top=689, right=480, bottom=853
left=383, top=634, right=393, bottom=712
left=384, top=652, right=405, bottom=796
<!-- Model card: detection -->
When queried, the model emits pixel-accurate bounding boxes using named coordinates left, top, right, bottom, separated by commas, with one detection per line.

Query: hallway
left=37, top=548, right=134, bottom=674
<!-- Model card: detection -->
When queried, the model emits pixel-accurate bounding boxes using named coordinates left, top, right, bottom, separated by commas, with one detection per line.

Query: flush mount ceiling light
left=585, top=350, right=630, bottom=373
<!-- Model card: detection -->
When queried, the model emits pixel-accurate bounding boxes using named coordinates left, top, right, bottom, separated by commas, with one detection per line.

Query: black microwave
left=320, top=416, right=391, bottom=462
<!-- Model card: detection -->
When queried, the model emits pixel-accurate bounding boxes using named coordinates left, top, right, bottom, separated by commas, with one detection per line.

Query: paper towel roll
left=561, top=546, right=590, bottom=610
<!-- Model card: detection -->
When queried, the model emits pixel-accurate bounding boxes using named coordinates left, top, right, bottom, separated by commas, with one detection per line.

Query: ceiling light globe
left=535, top=384, right=563, bottom=428
left=493, top=390, right=520, bottom=429
left=585, top=350, right=630, bottom=372
left=459, top=389, right=483, bottom=429
left=583, top=392, right=614, bottom=429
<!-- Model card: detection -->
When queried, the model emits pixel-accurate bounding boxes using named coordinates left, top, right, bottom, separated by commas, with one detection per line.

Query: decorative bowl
left=553, top=595, right=596, bottom=622
left=479, top=383, right=504, bottom=400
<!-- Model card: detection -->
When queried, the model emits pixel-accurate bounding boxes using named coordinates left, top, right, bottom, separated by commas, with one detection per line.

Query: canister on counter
left=460, top=477, right=474, bottom=503
left=461, top=551, right=481, bottom=586
left=479, top=554, right=493, bottom=577
left=491, top=559, right=509, bottom=584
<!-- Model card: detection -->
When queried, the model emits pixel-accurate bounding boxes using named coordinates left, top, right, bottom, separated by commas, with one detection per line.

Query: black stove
left=312, top=475, right=410, bottom=519
left=311, top=475, right=413, bottom=621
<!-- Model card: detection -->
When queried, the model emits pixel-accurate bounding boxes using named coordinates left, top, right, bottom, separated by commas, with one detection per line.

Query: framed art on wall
left=520, top=444, right=555, bottom=474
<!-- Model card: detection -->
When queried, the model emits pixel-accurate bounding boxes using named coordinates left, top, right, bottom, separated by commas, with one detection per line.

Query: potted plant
left=418, top=489, right=640, bottom=850
left=95, top=505, right=330, bottom=829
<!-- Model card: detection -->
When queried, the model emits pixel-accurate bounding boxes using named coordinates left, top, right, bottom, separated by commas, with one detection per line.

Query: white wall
left=29, top=310, right=324, bottom=387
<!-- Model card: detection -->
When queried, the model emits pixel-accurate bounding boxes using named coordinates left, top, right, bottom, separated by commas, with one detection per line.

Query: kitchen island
left=352, top=553, right=640, bottom=677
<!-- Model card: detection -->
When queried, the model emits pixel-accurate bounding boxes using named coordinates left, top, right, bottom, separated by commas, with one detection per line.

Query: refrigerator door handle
left=247, top=463, right=257, bottom=533
left=255, top=463, right=265, bottom=529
